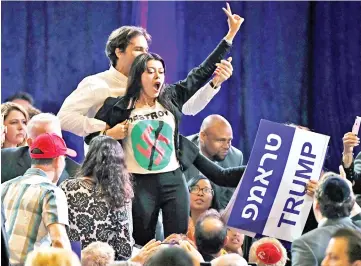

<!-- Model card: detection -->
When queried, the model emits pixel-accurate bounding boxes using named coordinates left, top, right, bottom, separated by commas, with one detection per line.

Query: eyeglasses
left=190, top=185, right=214, bottom=195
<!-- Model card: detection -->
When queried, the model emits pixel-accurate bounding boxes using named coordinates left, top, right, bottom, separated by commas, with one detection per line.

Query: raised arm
left=341, top=132, right=361, bottom=193
left=178, top=135, right=245, bottom=187
left=169, top=3, right=244, bottom=108
left=193, top=153, right=245, bottom=187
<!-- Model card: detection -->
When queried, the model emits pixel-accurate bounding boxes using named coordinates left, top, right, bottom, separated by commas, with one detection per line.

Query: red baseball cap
left=256, top=242, right=282, bottom=264
left=30, top=133, right=77, bottom=159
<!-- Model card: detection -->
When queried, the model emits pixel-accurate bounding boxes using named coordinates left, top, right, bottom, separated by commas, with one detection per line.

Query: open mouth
left=154, top=81, right=161, bottom=91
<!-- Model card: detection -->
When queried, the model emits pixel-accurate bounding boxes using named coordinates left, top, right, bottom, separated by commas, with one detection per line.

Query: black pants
left=132, top=168, right=190, bottom=246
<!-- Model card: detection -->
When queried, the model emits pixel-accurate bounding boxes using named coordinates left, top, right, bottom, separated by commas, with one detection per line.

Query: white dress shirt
left=58, top=66, right=221, bottom=137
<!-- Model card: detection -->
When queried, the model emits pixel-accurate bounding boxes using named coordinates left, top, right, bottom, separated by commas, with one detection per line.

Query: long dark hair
left=78, top=135, right=133, bottom=209
left=125, top=52, right=180, bottom=151
left=187, top=175, right=220, bottom=210
left=125, top=52, right=166, bottom=101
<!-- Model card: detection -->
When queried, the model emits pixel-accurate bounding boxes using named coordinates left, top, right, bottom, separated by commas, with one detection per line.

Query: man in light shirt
left=1, top=133, right=74, bottom=265
left=58, top=25, right=232, bottom=140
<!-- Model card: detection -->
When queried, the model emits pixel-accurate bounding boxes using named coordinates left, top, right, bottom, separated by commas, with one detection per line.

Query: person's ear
left=199, top=131, right=207, bottom=143
left=27, top=138, right=33, bottom=146
left=224, top=235, right=229, bottom=247
left=52, top=156, right=60, bottom=169
left=313, top=199, right=323, bottom=223
left=115, top=48, right=123, bottom=59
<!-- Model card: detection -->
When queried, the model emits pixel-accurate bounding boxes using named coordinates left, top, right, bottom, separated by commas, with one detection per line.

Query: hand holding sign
left=306, top=179, right=319, bottom=197
left=343, top=132, right=360, bottom=154
left=342, top=132, right=360, bottom=168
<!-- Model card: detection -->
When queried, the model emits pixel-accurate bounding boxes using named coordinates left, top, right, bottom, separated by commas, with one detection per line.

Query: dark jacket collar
left=18, top=146, right=31, bottom=170
left=113, top=96, right=137, bottom=110
left=319, top=217, right=354, bottom=228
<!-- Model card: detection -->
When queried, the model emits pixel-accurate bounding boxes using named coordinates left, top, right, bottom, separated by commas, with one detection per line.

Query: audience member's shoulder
left=59, top=177, right=79, bottom=189
left=65, top=156, right=80, bottom=167
left=59, top=178, right=93, bottom=195
left=293, top=225, right=327, bottom=244
left=227, top=146, right=243, bottom=163
left=84, top=69, right=110, bottom=80
left=230, top=145, right=242, bottom=155
left=1, top=146, right=28, bottom=156
left=186, top=133, right=199, bottom=142
left=79, top=69, right=113, bottom=89
left=41, top=183, right=69, bottom=202
left=354, top=219, right=361, bottom=228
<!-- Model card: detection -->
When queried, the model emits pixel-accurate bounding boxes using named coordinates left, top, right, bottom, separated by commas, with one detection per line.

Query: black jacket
left=1, top=146, right=80, bottom=185
left=85, top=39, right=231, bottom=167
left=85, top=38, right=231, bottom=148
left=343, top=151, right=361, bottom=194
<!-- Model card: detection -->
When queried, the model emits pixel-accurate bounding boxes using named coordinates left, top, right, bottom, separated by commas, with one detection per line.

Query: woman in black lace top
left=60, top=136, right=134, bottom=260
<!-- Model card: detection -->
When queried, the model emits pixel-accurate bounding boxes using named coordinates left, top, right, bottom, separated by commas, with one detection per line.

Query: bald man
left=1, top=113, right=79, bottom=185
left=211, top=254, right=248, bottom=266
left=195, top=209, right=228, bottom=261
left=185, top=114, right=244, bottom=209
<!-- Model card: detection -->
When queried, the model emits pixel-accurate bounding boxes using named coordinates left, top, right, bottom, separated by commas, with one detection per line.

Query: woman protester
left=85, top=4, right=244, bottom=245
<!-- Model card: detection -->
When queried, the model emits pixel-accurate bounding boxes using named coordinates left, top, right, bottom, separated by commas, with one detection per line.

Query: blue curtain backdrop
left=2, top=1, right=360, bottom=170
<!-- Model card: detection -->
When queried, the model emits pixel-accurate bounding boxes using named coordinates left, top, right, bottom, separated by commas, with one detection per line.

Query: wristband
left=100, top=129, right=107, bottom=136
left=210, top=80, right=219, bottom=89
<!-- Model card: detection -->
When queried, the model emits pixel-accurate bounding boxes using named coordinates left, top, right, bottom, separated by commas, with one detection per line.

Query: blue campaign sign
left=227, top=120, right=329, bottom=242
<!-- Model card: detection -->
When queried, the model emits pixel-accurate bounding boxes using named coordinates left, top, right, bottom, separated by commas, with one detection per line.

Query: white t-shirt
left=123, top=101, right=180, bottom=174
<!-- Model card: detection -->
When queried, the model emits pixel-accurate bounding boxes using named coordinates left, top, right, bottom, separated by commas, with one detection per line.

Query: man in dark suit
left=184, top=114, right=244, bottom=209
left=1, top=113, right=79, bottom=185
left=292, top=175, right=361, bottom=266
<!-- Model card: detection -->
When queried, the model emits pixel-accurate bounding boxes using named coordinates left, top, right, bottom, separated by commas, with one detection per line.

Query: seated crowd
left=1, top=99, right=361, bottom=266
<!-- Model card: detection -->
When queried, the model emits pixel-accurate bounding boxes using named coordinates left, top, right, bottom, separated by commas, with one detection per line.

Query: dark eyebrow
left=134, top=46, right=148, bottom=50
left=147, top=67, right=164, bottom=71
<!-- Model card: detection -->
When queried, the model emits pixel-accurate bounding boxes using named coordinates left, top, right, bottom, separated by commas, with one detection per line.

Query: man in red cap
left=1, top=133, right=76, bottom=265
left=249, top=237, right=288, bottom=266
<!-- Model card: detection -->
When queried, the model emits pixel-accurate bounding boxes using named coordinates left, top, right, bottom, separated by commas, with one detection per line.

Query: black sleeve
left=342, top=159, right=361, bottom=194
left=84, top=97, right=121, bottom=145
left=193, top=153, right=246, bottom=187
left=167, top=39, right=232, bottom=109
left=84, top=131, right=101, bottom=145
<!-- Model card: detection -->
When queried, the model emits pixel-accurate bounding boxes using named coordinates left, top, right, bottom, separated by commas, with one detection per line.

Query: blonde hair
left=26, top=113, right=61, bottom=139
left=25, top=247, right=81, bottom=266
left=1, top=102, right=29, bottom=147
left=249, top=237, right=287, bottom=266
left=81, top=242, right=115, bottom=266
left=27, top=105, right=42, bottom=119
